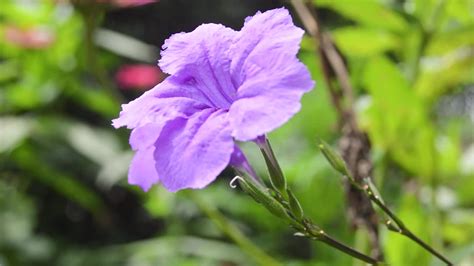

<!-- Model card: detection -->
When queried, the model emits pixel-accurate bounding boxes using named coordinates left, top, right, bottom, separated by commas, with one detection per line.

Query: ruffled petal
left=226, top=8, right=315, bottom=141
left=158, top=24, right=238, bottom=109
left=154, top=108, right=233, bottom=192
left=112, top=77, right=209, bottom=129
left=128, top=145, right=159, bottom=191
left=230, top=8, right=305, bottom=86
left=229, top=58, right=314, bottom=141
left=127, top=124, right=163, bottom=191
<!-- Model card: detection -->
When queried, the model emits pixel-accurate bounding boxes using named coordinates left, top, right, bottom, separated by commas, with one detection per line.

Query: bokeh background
left=0, top=0, right=473, bottom=265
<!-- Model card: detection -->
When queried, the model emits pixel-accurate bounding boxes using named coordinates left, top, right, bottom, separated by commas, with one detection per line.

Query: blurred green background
left=0, top=0, right=473, bottom=265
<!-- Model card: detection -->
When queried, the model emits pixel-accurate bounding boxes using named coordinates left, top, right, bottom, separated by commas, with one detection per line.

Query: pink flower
left=115, top=64, right=165, bottom=90
left=112, top=0, right=156, bottom=7
left=4, top=26, right=55, bottom=49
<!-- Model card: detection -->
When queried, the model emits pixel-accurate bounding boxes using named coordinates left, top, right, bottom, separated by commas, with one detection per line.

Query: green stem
left=318, top=141, right=452, bottom=264
left=187, top=191, right=281, bottom=266
left=300, top=222, right=380, bottom=265
left=365, top=189, right=452, bottom=265
left=319, top=234, right=380, bottom=265
left=257, top=139, right=380, bottom=265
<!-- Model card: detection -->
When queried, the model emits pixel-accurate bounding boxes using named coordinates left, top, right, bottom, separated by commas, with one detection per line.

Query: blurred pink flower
left=116, top=64, right=165, bottom=90
left=112, top=0, right=156, bottom=7
left=61, top=0, right=157, bottom=7
left=4, top=26, right=55, bottom=49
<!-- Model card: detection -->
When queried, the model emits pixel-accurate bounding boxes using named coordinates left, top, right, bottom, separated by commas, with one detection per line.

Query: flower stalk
left=318, top=141, right=453, bottom=266
left=236, top=139, right=382, bottom=265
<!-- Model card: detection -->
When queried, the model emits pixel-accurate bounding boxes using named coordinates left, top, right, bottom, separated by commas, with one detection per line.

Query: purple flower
left=113, top=8, right=314, bottom=192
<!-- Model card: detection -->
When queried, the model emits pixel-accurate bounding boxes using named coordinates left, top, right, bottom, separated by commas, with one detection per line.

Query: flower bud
left=318, top=140, right=350, bottom=177
left=258, top=138, right=287, bottom=194
left=287, top=189, right=304, bottom=220
left=238, top=177, right=289, bottom=219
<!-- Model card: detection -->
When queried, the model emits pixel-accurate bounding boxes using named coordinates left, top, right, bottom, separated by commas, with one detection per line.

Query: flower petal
left=128, top=145, right=159, bottom=191
left=112, top=77, right=209, bottom=129
left=227, top=8, right=315, bottom=141
left=230, top=8, right=305, bottom=86
left=158, top=24, right=238, bottom=109
left=127, top=123, right=163, bottom=191
left=154, top=108, right=233, bottom=192
left=229, top=58, right=314, bottom=141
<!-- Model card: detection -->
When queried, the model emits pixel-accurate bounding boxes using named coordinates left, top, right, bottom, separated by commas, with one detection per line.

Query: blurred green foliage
left=0, top=0, right=473, bottom=265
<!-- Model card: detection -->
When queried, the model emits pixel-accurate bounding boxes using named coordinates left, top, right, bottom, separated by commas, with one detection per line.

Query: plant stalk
left=255, top=139, right=381, bottom=265
left=301, top=222, right=380, bottom=265
left=363, top=186, right=453, bottom=265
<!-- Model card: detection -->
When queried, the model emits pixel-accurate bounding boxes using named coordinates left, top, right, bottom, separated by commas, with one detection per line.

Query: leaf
left=415, top=48, right=474, bottom=102
left=332, top=27, right=400, bottom=57
left=444, top=0, right=474, bottom=25
left=96, top=152, right=133, bottom=188
left=0, top=116, right=33, bottom=153
left=144, top=186, right=176, bottom=218
left=315, top=0, right=408, bottom=32
left=443, top=209, right=474, bottom=245
left=65, top=123, right=122, bottom=165
left=361, top=56, right=436, bottom=178
left=426, top=25, right=474, bottom=56
left=66, top=86, right=120, bottom=118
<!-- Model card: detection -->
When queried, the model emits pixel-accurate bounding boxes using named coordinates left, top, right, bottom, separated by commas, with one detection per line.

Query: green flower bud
left=287, top=188, right=304, bottom=220
left=318, top=140, right=350, bottom=177
left=235, top=176, right=289, bottom=219
left=260, top=141, right=287, bottom=194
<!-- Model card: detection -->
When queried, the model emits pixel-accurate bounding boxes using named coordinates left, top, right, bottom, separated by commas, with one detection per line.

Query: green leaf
left=332, top=27, right=400, bottom=56
left=415, top=48, right=474, bottom=102
left=65, top=123, right=121, bottom=165
left=361, top=56, right=436, bottom=178
left=67, top=86, right=120, bottom=118
left=0, top=116, right=33, bottom=153
left=316, top=0, right=408, bottom=32
left=426, top=25, right=474, bottom=56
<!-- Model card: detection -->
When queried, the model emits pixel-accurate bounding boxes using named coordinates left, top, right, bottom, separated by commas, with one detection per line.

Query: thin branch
left=257, top=140, right=381, bottom=265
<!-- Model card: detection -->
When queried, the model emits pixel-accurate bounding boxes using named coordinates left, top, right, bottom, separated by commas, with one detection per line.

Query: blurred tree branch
left=290, top=0, right=383, bottom=260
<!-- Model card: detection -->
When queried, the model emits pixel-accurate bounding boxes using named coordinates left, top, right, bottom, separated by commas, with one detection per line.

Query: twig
left=361, top=183, right=453, bottom=265
left=254, top=138, right=381, bottom=265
